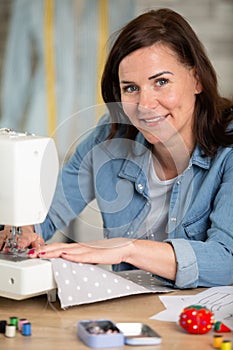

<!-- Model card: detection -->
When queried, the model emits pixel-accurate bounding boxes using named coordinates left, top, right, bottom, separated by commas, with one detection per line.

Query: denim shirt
left=41, top=115, right=233, bottom=289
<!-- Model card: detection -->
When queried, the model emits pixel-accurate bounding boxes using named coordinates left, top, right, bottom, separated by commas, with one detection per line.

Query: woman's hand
left=28, top=238, right=177, bottom=282
left=28, top=238, right=133, bottom=265
left=0, top=225, right=45, bottom=251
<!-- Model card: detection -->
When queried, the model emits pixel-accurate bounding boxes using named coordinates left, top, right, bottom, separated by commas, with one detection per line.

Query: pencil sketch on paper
left=151, top=286, right=233, bottom=331
left=186, top=287, right=233, bottom=330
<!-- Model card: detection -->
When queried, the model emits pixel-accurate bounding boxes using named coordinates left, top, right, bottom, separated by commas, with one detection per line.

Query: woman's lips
left=140, top=113, right=170, bottom=125
left=145, top=116, right=165, bottom=123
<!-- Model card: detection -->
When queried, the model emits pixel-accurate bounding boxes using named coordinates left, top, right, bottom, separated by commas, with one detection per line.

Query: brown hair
left=101, top=8, right=233, bottom=157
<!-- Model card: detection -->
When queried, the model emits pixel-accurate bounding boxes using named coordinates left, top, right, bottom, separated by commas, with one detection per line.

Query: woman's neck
left=152, top=138, right=195, bottom=180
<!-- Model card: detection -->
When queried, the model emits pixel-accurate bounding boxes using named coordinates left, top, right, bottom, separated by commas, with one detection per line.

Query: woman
left=1, top=8, right=233, bottom=289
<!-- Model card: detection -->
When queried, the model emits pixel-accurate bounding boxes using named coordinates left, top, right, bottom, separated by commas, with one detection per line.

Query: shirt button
left=171, top=217, right=177, bottom=222
left=137, top=184, right=144, bottom=191
left=177, top=181, right=181, bottom=185
left=127, top=231, right=133, bottom=236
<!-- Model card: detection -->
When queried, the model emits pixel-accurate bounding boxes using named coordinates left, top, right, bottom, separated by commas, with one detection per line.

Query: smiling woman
left=1, top=8, right=233, bottom=290
left=118, top=44, right=201, bottom=162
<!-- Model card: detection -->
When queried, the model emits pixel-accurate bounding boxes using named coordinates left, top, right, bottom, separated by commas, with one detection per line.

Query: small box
left=77, top=319, right=124, bottom=348
left=116, top=322, right=162, bottom=346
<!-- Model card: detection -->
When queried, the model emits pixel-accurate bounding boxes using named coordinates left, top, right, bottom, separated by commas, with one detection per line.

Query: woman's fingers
left=18, top=230, right=44, bottom=250
left=28, top=242, right=78, bottom=258
left=28, top=238, right=133, bottom=266
left=0, top=226, right=15, bottom=251
left=0, top=225, right=42, bottom=251
left=0, top=232, right=8, bottom=250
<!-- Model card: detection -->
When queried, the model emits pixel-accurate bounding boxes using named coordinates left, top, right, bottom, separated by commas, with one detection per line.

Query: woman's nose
left=138, top=87, right=159, bottom=110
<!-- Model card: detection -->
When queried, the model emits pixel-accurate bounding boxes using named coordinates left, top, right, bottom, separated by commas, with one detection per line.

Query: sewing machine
left=0, top=128, right=59, bottom=301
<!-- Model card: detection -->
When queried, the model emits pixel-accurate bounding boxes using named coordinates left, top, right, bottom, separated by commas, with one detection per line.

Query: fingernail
left=28, top=249, right=35, bottom=255
left=38, top=251, right=46, bottom=255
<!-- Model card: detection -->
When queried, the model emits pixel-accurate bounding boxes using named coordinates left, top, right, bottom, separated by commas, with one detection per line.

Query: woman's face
left=118, top=44, right=202, bottom=149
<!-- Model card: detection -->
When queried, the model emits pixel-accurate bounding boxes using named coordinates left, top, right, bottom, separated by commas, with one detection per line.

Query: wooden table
left=0, top=290, right=232, bottom=349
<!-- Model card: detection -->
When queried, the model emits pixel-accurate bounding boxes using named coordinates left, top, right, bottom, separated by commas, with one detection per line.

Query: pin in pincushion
left=179, top=305, right=214, bottom=334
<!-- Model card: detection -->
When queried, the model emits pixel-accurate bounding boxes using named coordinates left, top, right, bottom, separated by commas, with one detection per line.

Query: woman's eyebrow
left=120, top=80, right=134, bottom=84
left=120, top=71, right=173, bottom=84
left=148, top=71, right=173, bottom=80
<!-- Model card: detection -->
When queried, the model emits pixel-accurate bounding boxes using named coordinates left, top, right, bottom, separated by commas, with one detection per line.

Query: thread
left=221, top=340, right=232, bottom=350
left=213, top=334, right=223, bottom=348
left=18, top=318, right=28, bottom=331
left=5, top=324, right=16, bottom=338
left=22, top=322, right=32, bottom=336
left=9, top=316, right=18, bottom=329
left=0, top=320, right=7, bottom=333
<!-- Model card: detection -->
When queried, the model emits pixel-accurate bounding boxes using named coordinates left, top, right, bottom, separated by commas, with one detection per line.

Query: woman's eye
left=156, top=78, right=169, bottom=87
left=122, top=85, right=139, bottom=93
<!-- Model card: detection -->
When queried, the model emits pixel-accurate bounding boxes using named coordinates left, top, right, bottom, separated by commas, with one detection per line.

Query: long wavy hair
left=101, top=8, right=233, bottom=157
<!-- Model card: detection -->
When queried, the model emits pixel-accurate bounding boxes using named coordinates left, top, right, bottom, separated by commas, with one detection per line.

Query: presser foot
left=3, top=226, right=27, bottom=255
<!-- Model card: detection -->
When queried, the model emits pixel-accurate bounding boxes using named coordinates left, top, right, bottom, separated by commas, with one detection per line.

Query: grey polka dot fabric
left=51, top=258, right=173, bottom=308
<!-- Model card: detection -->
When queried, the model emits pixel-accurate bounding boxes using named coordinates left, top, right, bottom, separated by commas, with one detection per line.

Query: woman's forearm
left=124, top=239, right=177, bottom=281
left=29, top=237, right=177, bottom=282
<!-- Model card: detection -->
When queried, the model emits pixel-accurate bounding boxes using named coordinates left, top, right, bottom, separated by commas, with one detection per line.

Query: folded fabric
left=51, top=258, right=174, bottom=308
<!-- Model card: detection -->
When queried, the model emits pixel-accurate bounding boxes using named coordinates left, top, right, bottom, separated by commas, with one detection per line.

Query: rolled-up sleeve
left=166, top=238, right=198, bottom=288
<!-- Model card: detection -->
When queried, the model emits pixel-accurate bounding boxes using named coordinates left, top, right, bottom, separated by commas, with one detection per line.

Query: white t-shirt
left=141, top=156, right=176, bottom=241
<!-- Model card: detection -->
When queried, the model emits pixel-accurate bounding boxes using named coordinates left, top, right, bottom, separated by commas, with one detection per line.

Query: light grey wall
left=135, top=0, right=233, bottom=98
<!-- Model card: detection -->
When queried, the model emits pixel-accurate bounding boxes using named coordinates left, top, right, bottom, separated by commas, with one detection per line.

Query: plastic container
left=77, top=319, right=124, bottom=348
left=116, top=322, right=162, bottom=345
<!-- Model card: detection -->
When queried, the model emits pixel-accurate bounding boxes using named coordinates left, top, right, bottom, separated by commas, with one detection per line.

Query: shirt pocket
left=182, top=206, right=211, bottom=241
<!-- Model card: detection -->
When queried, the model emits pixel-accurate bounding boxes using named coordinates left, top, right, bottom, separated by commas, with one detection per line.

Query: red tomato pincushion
left=179, top=305, right=214, bottom=334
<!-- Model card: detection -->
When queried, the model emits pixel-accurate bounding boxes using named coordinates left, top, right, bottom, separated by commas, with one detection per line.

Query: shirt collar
left=190, top=144, right=212, bottom=169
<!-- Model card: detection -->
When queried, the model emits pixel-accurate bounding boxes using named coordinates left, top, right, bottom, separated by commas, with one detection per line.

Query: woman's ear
left=194, top=70, right=202, bottom=94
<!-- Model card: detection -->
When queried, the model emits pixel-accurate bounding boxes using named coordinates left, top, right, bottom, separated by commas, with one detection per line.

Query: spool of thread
left=221, top=340, right=232, bottom=350
left=22, top=322, right=31, bottom=336
left=9, top=316, right=18, bottom=329
left=5, top=324, right=16, bottom=338
left=213, top=335, right=223, bottom=348
left=0, top=320, right=7, bottom=334
left=18, top=318, right=28, bottom=332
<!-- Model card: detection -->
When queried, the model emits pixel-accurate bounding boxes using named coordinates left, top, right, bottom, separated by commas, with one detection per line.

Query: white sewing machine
left=0, top=128, right=59, bottom=301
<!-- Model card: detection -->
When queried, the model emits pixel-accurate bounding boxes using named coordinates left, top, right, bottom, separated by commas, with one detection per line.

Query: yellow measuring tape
left=96, top=0, right=109, bottom=120
left=44, top=0, right=57, bottom=138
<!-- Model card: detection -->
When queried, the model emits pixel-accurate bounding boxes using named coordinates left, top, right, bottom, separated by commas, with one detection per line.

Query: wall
left=135, top=0, right=233, bottom=97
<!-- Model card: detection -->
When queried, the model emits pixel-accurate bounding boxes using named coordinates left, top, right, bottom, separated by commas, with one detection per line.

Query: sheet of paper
left=191, top=286, right=233, bottom=330
left=151, top=286, right=233, bottom=331
left=51, top=259, right=174, bottom=308
left=151, top=295, right=193, bottom=322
